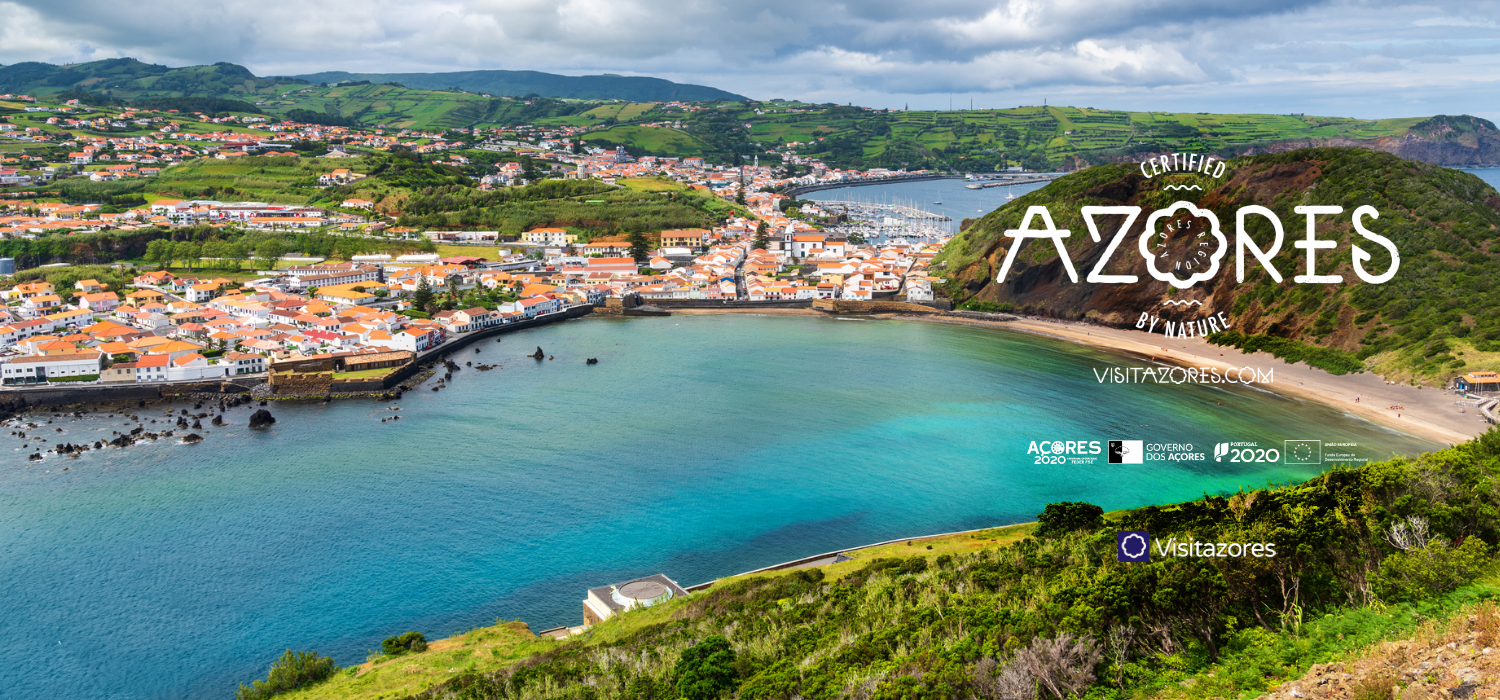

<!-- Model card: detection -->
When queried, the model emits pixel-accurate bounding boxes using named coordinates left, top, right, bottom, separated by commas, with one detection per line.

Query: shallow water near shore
left=0, top=315, right=1439, bottom=700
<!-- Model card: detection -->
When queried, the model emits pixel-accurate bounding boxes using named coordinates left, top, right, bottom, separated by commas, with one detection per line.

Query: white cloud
left=0, top=0, right=1497, bottom=119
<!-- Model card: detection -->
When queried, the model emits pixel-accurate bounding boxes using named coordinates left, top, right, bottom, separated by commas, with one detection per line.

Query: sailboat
left=1005, top=186, right=1015, bottom=200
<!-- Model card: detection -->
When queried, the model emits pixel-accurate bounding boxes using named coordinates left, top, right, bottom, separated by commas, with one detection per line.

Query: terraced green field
left=581, top=125, right=710, bottom=156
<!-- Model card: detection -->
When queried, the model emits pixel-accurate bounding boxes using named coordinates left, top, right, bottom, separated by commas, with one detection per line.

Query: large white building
left=0, top=351, right=102, bottom=385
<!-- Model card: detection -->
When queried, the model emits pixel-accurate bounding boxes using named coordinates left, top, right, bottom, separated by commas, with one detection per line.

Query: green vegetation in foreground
left=937, top=147, right=1500, bottom=385
left=261, top=429, right=1500, bottom=700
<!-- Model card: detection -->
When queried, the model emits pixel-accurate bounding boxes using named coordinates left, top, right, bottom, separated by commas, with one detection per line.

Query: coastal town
left=0, top=91, right=963, bottom=403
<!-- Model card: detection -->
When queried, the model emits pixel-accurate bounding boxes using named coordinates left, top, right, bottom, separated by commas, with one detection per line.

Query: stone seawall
left=0, top=377, right=266, bottom=409
left=811, top=299, right=948, bottom=315
left=647, top=299, right=814, bottom=309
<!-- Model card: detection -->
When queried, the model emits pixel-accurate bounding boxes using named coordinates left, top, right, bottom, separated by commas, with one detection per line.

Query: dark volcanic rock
left=182, top=434, right=204, bottom=444
left=248, top=409, right=276, bottom=430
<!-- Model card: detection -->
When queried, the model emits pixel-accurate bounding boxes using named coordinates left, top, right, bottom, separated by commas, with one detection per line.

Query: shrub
left=381, top=631, right=427, bottom=656
left=675, top=635, right=738, bottom=700
left=1033, top=502, right=1104, bottom=538
left=972, top=635, right=1102, bottom=700
left=1375, top=537, right=1491, bottom=603
left=1349, top=673, right=1395, bottom=700
left=235, top=650, right=337, bottom=700
left=961, top=300, right=1015, bottom=313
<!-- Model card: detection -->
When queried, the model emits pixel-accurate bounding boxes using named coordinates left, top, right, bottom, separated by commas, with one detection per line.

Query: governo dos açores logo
left=994, top=154, right=1401, bottom=290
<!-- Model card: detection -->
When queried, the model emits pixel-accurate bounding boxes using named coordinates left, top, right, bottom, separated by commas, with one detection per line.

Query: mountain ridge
left=0, top=58, right=745, bottom=104
left=287, top=69, right=746, bottom=102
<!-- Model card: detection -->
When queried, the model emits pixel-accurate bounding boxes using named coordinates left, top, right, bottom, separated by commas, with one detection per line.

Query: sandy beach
left=897, top=313, right=1484, bottom=446
left=645, top=307, right=1484, bottom=446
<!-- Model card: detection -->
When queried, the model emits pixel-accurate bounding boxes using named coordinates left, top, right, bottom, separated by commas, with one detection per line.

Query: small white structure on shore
left=582, top=573, right=688, bottom=625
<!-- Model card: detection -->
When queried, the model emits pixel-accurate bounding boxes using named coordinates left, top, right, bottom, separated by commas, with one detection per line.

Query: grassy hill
left=581, top=125, right=711, bottom=157
left=289, top=69, right=746, bottom=102
left=0, top=59, right=742, bottom=130
left=934, top=147, right=1500, bottom=384
left=6, top=60, right=1496, bottom=168
left=246, top=432, right=1500, bottom=700
left=751, top=105, right=1500, bottom=171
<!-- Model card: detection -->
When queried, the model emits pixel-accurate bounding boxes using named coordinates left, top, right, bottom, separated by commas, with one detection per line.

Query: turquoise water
left=0, top=316, right=1438, bottom=700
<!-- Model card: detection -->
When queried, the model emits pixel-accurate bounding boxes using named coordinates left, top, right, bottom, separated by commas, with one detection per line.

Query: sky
left=1, top=0, right=1497, bottom=120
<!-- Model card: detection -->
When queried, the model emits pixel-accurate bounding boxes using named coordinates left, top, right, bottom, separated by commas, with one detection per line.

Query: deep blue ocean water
left=0, top=314, right=1441, bottom=699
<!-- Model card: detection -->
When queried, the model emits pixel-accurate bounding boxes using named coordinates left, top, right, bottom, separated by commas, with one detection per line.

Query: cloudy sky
left=1, top=0, right=1497, bottom=119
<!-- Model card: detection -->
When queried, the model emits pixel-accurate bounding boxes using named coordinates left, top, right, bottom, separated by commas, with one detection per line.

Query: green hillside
left=255, top=432, right=1500, bottom=700
left=935, top=147, right=1500, bottom=384
left=0, top=59, right=742, bottom=129
left=289, top=69, right=746, bottom=102
left=5, top=60, right=1496, bottom=167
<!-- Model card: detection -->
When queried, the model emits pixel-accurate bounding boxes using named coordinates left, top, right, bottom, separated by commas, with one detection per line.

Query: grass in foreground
left=279, top=622, right=549, bottom=700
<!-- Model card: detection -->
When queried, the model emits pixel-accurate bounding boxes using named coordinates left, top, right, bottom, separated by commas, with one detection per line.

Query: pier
left=784, top=173, right=959, bottom=197
left=963, top=172, right=1066, bottom=189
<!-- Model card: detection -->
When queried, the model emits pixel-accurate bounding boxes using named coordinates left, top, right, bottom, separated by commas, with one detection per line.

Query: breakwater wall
left=1, top=377, right=267, bottom=409
left=647, top=299, right=814, bottom=310
left=810, top=299, right=950, bottom=314
left=785, top=174, right=960, bottom=197
left=384, top=305, right=595, bottom=388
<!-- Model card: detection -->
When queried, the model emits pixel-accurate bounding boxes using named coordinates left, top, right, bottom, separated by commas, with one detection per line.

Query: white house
left=165, top=353, right=227, bottom=381
left=0, top=351, right=103, bottom=385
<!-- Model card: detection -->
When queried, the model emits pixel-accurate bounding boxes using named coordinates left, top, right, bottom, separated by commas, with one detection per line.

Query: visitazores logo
left=1117, top=530, right=1151, bottom=562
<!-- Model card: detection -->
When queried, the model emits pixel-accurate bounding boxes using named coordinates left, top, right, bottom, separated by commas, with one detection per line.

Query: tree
left=413, top=276, right=435, bottom=312
left=256, top=239, right=286, bottom=272
left=752, top=221, right=770, bottom=251
left=674, top=636, right=738, bottom=700
left=847, top=231, right=866, bottom=246
left=228, top=242, right=250, bottom=271
left=173, top=241, right=200, bottom=271
left=144, top=238, right=174, bottom=267
left=1033, top=502, right=1105, bottom=538
left=627, top=230, right=651, bottom=263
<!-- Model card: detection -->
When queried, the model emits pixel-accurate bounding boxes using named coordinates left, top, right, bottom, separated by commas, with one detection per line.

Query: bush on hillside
left=381, top=631, right=427, bottom=656
left=1376, top=537, right=1491, bottom=602
left=235, top=650, right=337, bottom=700
left=960, top=300, right=1014, bottom=313
left=1206, top=331, right=1365, bottom=375
left=1033, top=501, right=1105, bottom=538
left=974, top=634, right=1102, bottom=700
left=675, top=635, right=738, bottom=700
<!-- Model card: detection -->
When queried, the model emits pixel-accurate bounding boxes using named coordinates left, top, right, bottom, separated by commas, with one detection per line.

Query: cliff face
left=937, top=148, right=1500, bottom=357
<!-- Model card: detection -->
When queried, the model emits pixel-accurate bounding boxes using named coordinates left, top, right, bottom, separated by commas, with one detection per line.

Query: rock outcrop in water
left=532, top=347, right=545, bottom=360
left=248, top=409, right=276, bottom=430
